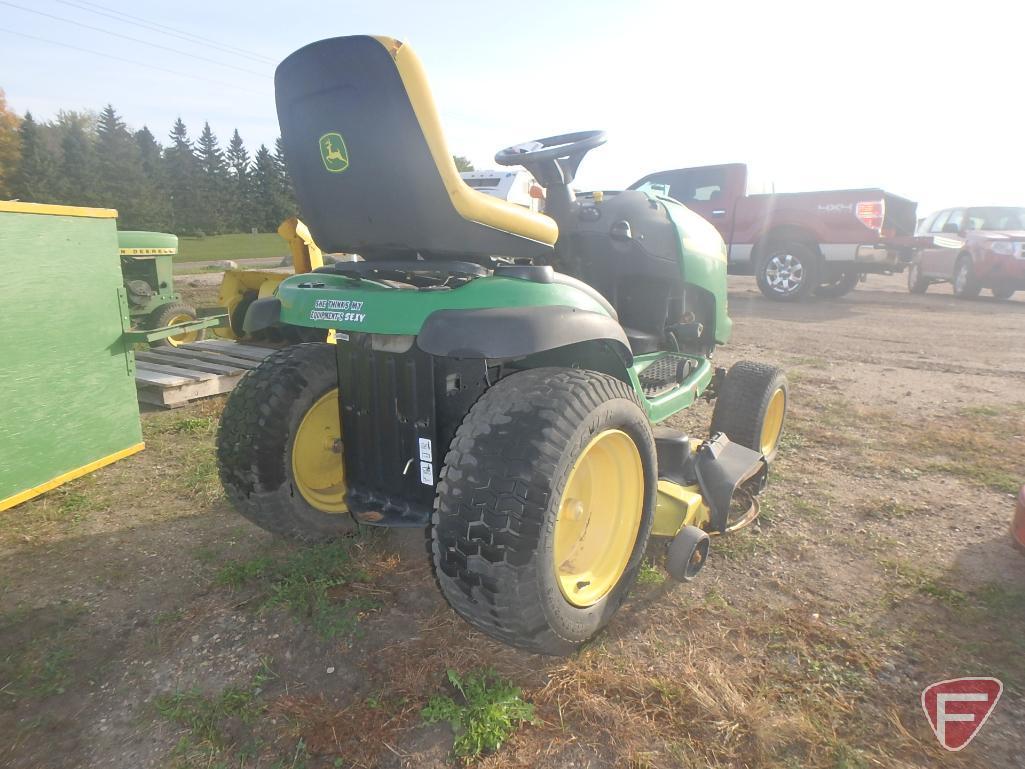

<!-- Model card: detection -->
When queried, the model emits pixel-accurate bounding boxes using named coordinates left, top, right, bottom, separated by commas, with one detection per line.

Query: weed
left=155, top=661, right=273, bottom=747
left=171, top=416, right=215, bottom=433
left=216, top=542, right=375, bottom=638
left=879, top=558, right=966, bottom=608
left=636, top=559, right=666, bottom=585
left=422, top=668, right=536, bottom=760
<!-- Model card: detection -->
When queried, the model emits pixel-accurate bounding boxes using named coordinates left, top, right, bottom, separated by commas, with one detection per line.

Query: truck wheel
left=217, top=342, right=354, bottom=542
left=433, top=367, right=657, bottom=656
left=814, top=271, right=860, bottom=298
left=992, top=287, right=1016, bottom=300
left=149, top=302, right=201, bottom=348
left=710, top=361, right=788, bottom=462
left=756, top=242, right=818, bottom=301
left=952, top=256, right=981, bottom=299
left=907, top=262, right=930, bottom=294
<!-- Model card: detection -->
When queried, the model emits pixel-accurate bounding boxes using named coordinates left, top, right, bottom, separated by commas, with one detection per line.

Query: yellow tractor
left=214, top=217, right=331, bottom=343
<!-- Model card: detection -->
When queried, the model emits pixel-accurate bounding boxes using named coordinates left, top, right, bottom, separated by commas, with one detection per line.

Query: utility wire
left=0, top=0, right=270, bottom=78
left=54, top=0, right=276, bottom=65
left=0, top=26, right=265, bottom=95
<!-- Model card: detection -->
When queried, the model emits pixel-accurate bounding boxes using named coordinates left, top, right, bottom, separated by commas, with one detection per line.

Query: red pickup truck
left=629, top=163, right=919, bottom=301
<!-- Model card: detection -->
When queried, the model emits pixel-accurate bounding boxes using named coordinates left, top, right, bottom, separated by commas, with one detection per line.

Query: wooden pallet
left=134, top=340, right=274, bottom=408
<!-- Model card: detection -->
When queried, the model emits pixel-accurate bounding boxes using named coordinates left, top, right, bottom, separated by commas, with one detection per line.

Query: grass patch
left=879, top=558, right=966, bottom=608
left=855, top=497, right=923, bottom=520
left=422, top=668, right=536, bottom=760
left=0, top=602, right=85, bottom=700
left=169, top=416, right=216, bottom=434
left=216, top=542, right=376, bottom=638
left=925, top=460, right=1020, bottom=495
left=156, top=662, right=273, bottom=755
left=636, top=559, right=666, bottom=585
left=174, top=232, right=285, bottom=263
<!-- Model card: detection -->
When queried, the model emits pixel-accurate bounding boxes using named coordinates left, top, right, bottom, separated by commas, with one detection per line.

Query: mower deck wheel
left=666, top=525, right=710, bottom=582
left=432, top=367, right=657, bottom=656
left=149, top=302, right=201, bottom=347
left=710, top=361, right=788, bottom=462
left=217, top=342, right=354, bottom=541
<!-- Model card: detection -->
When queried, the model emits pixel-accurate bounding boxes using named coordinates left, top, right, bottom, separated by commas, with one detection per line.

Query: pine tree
left=58, top=118, right=99, bottom=207
left=225, top=128, right=251, bottom=231
left=11, top=112, right=59, bottom=202
left=195, top=122, right=227, bottom=233
left=251, top=143, right=292, bottom=231
left=95, top=104, right=150, bottom=228
left=135, top=126, right=172, bottom=230
left=164, top=118, right=202, bottom=234
left=273, top=136, right=297, bottom=215
left=0, top=89, right=22, bottom=198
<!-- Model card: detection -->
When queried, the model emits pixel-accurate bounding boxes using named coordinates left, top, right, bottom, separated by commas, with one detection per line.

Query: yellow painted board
left=0, top=200, right=118, bottom=218
left=0, top=442, right=144, bottom=512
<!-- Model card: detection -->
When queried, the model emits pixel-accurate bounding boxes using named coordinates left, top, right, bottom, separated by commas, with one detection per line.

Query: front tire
left=953, top=256, right=981, bottom=299
left=756, top=242, right=818, bottom=302
left=710, top=361, right=788, bottom=462
left=149, top=302, right=201, bottom=348
left=907, top=262, right=929, bottom=294
left=217, top=342, right=355, bottom=541
left=432, top=368, right=657, bottom=656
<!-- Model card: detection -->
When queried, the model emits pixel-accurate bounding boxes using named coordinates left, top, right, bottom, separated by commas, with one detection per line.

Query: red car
left=908, top=206, right=1025, bottom=299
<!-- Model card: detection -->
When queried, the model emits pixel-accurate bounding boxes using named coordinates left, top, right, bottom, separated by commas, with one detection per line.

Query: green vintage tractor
left=118, top=231, right=202, bottom=347
left=216, top=35, right=788, bottom=655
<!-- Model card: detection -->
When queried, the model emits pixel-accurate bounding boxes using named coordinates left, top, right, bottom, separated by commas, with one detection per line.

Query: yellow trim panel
left=0, top=200, right=118, bottom=218
left=0, top=442, right=145, bottom=512
left=372, top=36, right=558, bottom=247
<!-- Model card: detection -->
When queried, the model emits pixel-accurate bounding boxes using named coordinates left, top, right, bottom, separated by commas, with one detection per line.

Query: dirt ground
left=2, top=273, right=1023, bottom=769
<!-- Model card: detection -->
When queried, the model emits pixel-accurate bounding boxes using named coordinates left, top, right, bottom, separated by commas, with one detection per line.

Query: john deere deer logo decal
left=319, top=132, right=349, bottom=173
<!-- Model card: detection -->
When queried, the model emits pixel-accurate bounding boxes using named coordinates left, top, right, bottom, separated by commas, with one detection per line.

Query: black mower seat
left=275, top=36, right=558, bottom=261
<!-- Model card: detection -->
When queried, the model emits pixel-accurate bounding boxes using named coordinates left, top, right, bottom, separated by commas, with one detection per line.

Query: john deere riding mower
left=217, top=35, right=788, bottom=655
left=119, top=231, right=202, bottom=347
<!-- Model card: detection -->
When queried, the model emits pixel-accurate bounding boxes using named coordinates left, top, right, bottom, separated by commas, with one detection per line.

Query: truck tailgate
left=884, top=193, right=917, bottom=236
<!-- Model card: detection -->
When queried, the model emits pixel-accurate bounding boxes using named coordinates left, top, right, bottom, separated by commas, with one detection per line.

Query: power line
left=54, top=0, right=276, bottom=65
left=0, top=0, right=270, bottom=78
left=0, top=26, right=265, bottom=95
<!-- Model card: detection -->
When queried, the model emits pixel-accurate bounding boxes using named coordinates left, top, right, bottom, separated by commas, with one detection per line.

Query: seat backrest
left=275, top=36, right=557, bottom=260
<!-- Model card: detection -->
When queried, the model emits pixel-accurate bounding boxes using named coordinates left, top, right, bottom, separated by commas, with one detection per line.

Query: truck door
left=928, top=208, right=966, bottom=278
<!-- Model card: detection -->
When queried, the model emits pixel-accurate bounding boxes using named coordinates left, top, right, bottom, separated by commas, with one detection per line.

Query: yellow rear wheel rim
left=165, top=313, right=198, bottom=347
left=291, top=389, right=347, bottom=513
left=553, top=429, right=644, bottom=607
left=760, top=388, right=786, bottom=455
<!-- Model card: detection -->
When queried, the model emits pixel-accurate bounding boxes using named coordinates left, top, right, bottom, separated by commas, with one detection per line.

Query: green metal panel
left=658, top=195, right=733, bottom=345
left=275, top=273, right=614, bottom=333
left=0, top=207, right=143, bottom=510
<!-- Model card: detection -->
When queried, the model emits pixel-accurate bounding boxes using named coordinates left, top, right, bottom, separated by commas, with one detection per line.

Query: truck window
left=633, top=167, right=727, bottom=203
left=929, top=210, right=951, bottom=233
left=945, top=209, right=965, bottom=232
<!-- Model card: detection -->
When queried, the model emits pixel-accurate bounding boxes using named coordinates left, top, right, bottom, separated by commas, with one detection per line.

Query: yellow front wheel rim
left=165, top=313, right=198, bottom=347
left=291, top=389, right=347, bottom=513
left=553, top=429, right=644, bottom=608
left=760, top=388, right=786, bottom=455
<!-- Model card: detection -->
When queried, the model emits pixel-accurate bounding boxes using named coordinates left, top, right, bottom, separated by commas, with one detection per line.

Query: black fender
left=416, top=305, right=632, bottom=362
left=242, top=297, right=281, bottom=333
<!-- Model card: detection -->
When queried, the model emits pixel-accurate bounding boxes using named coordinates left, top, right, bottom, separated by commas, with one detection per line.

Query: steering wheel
left=494, top=130, right=606, bottom=188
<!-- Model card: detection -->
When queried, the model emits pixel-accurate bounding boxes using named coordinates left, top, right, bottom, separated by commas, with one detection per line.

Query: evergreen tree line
left=7, top=104, right=296, bottom=235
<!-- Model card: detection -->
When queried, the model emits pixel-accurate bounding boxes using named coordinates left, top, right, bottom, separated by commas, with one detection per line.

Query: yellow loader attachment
left=215, top=218, right=325, bottom=340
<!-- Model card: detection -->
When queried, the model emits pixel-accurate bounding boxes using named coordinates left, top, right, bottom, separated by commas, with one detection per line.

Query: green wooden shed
left=0, top=201, right=145, bottom=511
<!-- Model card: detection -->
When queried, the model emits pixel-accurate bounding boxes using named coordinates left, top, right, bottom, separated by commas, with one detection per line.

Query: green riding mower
left=216, top=35, right=788, bottom=655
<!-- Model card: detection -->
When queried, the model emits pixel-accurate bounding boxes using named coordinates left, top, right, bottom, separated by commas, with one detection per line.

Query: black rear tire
left=907, top=262, right=930, bottom=294
left=217, top=342, right=356, bottom=542
left=756, top=242, right=819, bottom=302
left=814, top=270, right=860, bottom=298
left=710, top=361, right=788, bottom=462
left=992, top=287, right=1016, bottom=300
left=432, top=367, right=657, bottom=656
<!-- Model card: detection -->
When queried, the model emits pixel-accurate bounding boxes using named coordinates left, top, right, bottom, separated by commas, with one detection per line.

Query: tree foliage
left=1, top=105, right=298, bottom=234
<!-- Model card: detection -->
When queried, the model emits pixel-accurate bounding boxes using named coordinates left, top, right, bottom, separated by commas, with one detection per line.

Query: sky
left=1, top=0, right=1023, bottom=215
